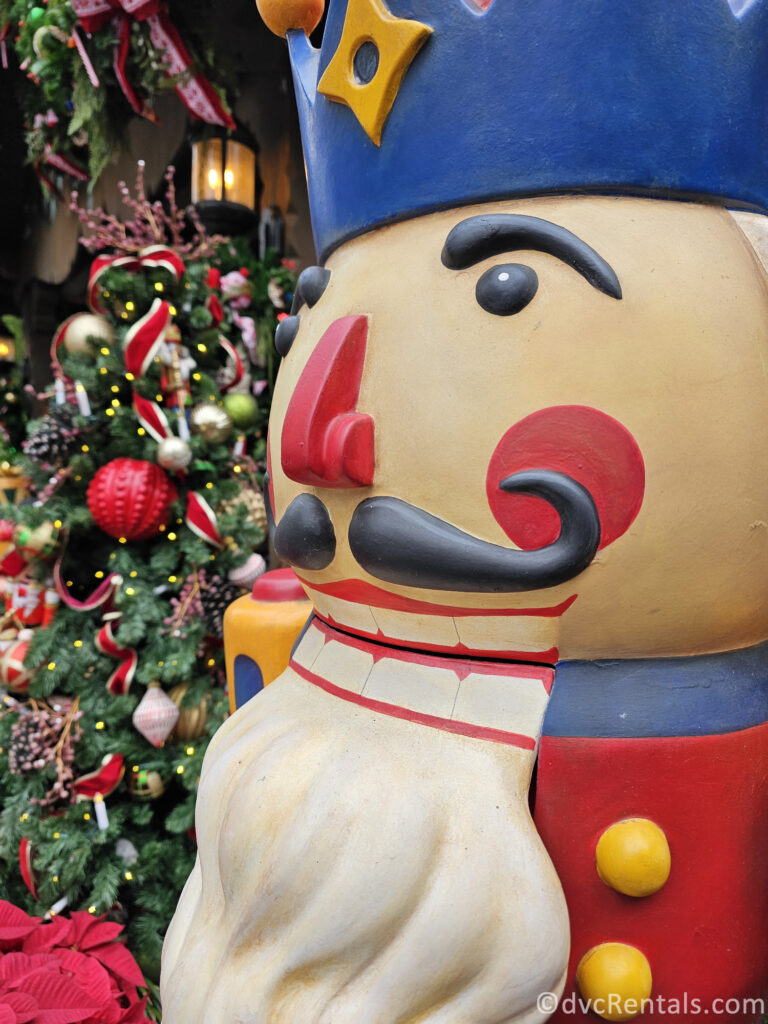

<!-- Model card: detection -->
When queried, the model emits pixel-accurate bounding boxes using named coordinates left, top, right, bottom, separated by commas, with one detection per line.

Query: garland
left=0, top=0, right=236, bottom=187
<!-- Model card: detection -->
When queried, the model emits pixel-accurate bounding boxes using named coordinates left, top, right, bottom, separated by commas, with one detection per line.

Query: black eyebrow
left=441, top=214, right=621, bottom=299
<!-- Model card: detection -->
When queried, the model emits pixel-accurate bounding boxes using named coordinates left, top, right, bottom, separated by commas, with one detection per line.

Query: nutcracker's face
left=268, top=195, right=768, bottom=661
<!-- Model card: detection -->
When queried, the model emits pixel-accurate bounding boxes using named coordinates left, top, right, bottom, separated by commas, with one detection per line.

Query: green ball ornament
left=27, top=6, right=45, bottom=29
left=222, top=393, right=259, bottom=429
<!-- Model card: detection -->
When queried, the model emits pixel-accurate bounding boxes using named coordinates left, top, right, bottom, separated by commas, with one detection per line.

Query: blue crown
left=287, top=0, right=768, bottom=260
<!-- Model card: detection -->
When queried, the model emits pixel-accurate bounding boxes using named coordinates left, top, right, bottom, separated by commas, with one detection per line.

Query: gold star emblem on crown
left=318, top=0, right=432, bottom=146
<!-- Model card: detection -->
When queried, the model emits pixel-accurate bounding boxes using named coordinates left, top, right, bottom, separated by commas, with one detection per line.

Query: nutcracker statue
left=162, top=1, right=768, bottom=1021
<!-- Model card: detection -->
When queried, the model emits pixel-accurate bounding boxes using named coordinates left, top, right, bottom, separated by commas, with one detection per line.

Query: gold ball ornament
left=219, top=487, right=268, bottom=534
left=60, top=313, right=115, bottom=356
left=576, top=944, right=653, bottom=1021
left=256, top=0, right=324, bottom=37
left=129, top=769, right=165, bottom=800
left=156, top=437, right=192, bottom=473
left=596, top=818, right=671, bottom=897
left=190, top=402, right=233, bottom=444
left=168, top=683, right=209, bottom=742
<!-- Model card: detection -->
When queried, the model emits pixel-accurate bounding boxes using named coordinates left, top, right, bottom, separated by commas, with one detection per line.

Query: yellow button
left=596, top=818, right=671, bottom=897
left=576, top=943, right=652, bottom=1021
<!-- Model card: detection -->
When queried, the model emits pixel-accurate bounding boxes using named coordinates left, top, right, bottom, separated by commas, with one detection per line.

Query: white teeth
left=361, top=659, right=460, bottom=717
left=370, top=607, right=461, bottom=646
left=454, top=614, right=559, bottom=653
left=452, top=671, right=550, bottom=740
left=313, top=639, right=374, bottom=695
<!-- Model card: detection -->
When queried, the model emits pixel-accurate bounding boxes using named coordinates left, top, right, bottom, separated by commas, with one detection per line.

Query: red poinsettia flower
left=205, top=267, right=221, bottom=289
left=0, top=903, right=152, bottom=1024
left=206, top=294, right=224, bottom=324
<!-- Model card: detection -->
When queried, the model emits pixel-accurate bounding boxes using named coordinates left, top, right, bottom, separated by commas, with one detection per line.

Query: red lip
left=295, top=576, right=577, bottom=618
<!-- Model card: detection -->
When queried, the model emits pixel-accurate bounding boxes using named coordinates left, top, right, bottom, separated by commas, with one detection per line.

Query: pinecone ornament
left=219, top=487, right=268, bottom=535
left=22, top=405, right=81, bottom=466
left=200, top=575, right=241, bottom=639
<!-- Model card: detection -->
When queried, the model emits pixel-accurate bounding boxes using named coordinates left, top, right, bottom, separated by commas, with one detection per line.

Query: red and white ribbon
left=96, top=616, right=137, bottom=695
left=88, top=247, right=184, bottom=315
left=186, top=492, right=223, bottom=548
left=73, top=753, right=125, bottom=800
left=42, top=145, right=88, bottom=181
left=218, top=337, right=244, bottom=393
left=123, top=298, right=170, bottom=377
left=70, top=0, right=234, bottom=127
left=53, top=557, right=122, bottom=611
left=133, top=392, right=171, bottom=443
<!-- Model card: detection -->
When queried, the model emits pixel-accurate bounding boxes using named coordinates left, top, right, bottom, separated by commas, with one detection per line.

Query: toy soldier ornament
left=162, top=1, right=768, bottom=1021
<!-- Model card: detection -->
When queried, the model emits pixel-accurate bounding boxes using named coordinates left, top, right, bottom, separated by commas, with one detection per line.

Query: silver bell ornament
left=157, top=436, right=192, bottom=472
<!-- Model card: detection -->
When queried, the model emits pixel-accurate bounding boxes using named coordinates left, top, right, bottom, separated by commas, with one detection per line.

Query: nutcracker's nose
left=281, top=315, right=375, bottom=488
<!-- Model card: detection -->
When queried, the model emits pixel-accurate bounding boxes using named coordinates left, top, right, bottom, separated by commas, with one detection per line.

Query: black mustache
left=265, top=474, right=337, bottom=571
left=348, top=470, right=601, bottom=592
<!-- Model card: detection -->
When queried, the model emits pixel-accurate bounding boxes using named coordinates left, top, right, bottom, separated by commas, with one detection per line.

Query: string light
left=155, top=393, right=164, bottom=402
left=168, top=575, right=177, bottom=583
left=169, top=305, right=177, bottom=316
left=47, top=662, right=56, bottom=670
left=167, top=532, right=177, bottom=541
left=20, top=813, right=28, bottom=822
left=197, top=344, right=207, bottom=353
left=129, top=571, right=138, bottom=578
left=95, top=721, right=105, bottom=730
left=192, top=373, right=201, bottom=382
left=154, top=281, right=164, bottom=292
left=95, top=571, right=104, bottom=579
left=233, top=465, right=242, bottom=474
left=137, top=427, right=146, bottom=436
left=125, top=301, right=135, bottom=311
left=110, top=385, right=119, bottom=394
left=125, top=372, right=135, bottom=382
left=118, top=537, right=127, bottom=544
left=88, top=905, right=97, bottom=914
left=124, top=871, right=134, bottom=881
left=185, top=746, right=195, bottom=756
left=100, top=347, right=110, bottom=356
left=54, top=519, right=62, bottom=528
left=100, top=368, right=108, bottom=376
left=106, top=409, right=115, bottom=417
left=83, top=812, right=91, bottom=821
left=52, top=875, right=59, bottom=882
left=205, top=482, right=213, bottom=490
left=52, top=832, right=60, bottom=839
left=132, top=765, right=139, bottom=773
left=206, top=658, right=215, bottom=667
left=125, top=587, right=136, bottom=596
left=81, top=445, right=89, bottom=452
left=73, top=640, right=83, bottom=648
left=176, top=765, right=185, bottom=775
left=111, top=399, right=121, bottom=408
left=157, top=661, right=164, bottom=667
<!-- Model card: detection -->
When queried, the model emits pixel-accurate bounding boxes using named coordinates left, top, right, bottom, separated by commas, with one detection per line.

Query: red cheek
left=486, top=405, right=645, bottom=551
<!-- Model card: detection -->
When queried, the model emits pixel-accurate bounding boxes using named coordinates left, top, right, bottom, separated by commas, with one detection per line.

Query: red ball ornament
left=87, top=458, right=178, bottom=541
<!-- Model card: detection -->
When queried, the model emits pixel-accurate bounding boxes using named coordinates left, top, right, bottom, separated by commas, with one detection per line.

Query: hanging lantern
left=190, top=122, right=262, bottom=237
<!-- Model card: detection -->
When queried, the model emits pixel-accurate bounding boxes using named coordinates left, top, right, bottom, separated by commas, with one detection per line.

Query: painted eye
left=476, top=263, right=538, bottom=316
left=275, top=315, right=301, bottom=356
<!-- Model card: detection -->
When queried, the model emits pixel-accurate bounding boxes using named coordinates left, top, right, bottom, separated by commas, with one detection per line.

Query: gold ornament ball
left=157, top=437, right=192, bottom=473
left=168, top=683, right=209, bottom=742
left=62, top=314, right=115, bottom=356
left=596, top=818, right=671, bottom=897
left=219, top=487, right=268, bottom=534
left=576, top=943, right=653, bottom=1021
left=190, top=402, right=233, bottom=444
left=129, top=769, right=165, bottom=800
left=256, top=0, right=324, bottom=37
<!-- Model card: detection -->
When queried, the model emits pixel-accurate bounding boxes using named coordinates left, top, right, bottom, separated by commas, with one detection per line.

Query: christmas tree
left=0, top=163, right=295, bottom=1011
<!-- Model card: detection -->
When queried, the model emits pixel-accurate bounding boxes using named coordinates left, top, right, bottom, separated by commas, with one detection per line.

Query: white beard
left=161, top=667, right=569, bottom=1023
